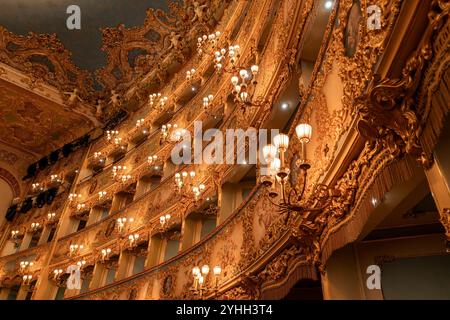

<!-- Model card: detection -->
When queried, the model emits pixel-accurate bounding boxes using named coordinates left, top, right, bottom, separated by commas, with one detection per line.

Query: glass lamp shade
left=231, top=76, right=239, bottom=86
left=251, top=65, right=259, bottom=74
left=262, top=144, right=277, bottom=162
left=295, top=123, right=312, bottom=143
left=240, top=91, right=249, bottom=102
left=270, top=158, right=281, bottom=175
left=273, top=134, right=289, bottom=150
left=192, top=266, right=200, bottom=276
left=213, top=266, right=222, bottom=276
left=201, top=265, right=210, bottom=275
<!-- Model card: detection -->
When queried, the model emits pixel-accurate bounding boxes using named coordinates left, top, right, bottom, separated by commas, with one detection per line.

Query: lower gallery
left=0, top=0, right=449, bottom=300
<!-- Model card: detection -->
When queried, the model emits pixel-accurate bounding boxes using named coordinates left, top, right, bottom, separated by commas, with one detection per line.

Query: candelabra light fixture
left=128, top=234, right=140, bottom=248
left=161, top=124, right=187, bottom=143
left=31, top=183, right=44, bottom=194
left=159, top=213, right=172, bottom=232
left=191, top=265, right=222, bottom=299
left=29, top=222, right=41, bottom=233
left=230, top=65, right=262, bottom=108
left=76, top=260, right=86, bottom=269
left=50, top=174, right=63, bottom=185
left=149, top=93, right=168, bottom=112
left=53, top=269, right=64, bottom=280
left=22, top=274, right=33, bottom=286
left=11, top=230, right=19, bottom=239
left=112, top=165, right=132, bottom=183
left=117, top=217, right=134, bottom=233
left=20, top=261, right=34, bottom=273
left=147, top=155, right=161, bottom=170
left=69, top=244, right=84, bottom=257
left=135, top=118, right=149, bottom=135
left=174, top=171, right=206, bottom=201
left=101, top=248, right=112, bottom=262
left=186, top=68, right=196, bottom=82
left=106, top=130, right=119, bottom=142
left=98, top=191, right=107, bottom=200
left=68, top=193, right=82, bottom=202
left=197, top=31, right=221, bottom=56
left=260, top=124, right=331, bottom=214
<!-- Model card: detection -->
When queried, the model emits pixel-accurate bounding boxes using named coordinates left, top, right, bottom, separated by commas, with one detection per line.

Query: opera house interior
left=0, top=0, right=449, bottom=301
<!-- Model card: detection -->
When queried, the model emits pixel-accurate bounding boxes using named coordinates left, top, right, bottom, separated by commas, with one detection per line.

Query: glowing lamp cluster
left=174, top=171, right=206, bottom=200
left=149, top=93, right=168, bottom=111
left=197, top=31, right=221, bottom=56
left=231, top=66, right=259, bottom=105
left=191, top=264, right=222, bottom=297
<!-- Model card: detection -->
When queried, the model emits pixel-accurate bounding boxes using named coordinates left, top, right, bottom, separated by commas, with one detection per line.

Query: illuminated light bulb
left=193, top=266, right=200, bottom=276
left=273, top=134, right=289, bottom=150
left=262, top=144, right=278, bottom=162
left=240, top=91, right=249, bottom=102
left=231, top=76, right=239, bottom=86
left=201, top=265, right=210, bottom=275
left=213, top=266, right=222, bottom=276
left=295, top=123, right=312, bottom=143
left=251, top=65, right=259, bottom=74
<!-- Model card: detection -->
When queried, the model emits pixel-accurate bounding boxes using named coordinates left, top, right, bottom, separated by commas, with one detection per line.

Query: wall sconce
left=76, top=260, right=86, bottom=269
left=186, top=68, right=196, bottom=82
left=50, top=174, right=63, bottom=185
left=191, top=264, right=222, bottom=298
left=136, top=118, right=149, bottom=135
left=106, top=130, right=119, bottom=142
left=197, top=31, right=221, bottom=56
left=161, top=124, right=187, bottom=143
left=112, top=166, right=132, bottom=183
left=76, top=203, right=86, bottom=212
left=11, top=230, right=19, bottom=239
left=29, top=222, right=41, bottom=233
left=69, top=244, right=84, bottom=257
left=101, top=248, right=112, bottom=262
left=31, top=183, right=44, bottom=194
left=148, top=155, right=158, bottom=164
left=159, top=214, right=171, bottom=232
left=149, top=93, right=168, bottom=112
left=68, top=193, right=82, bottom=202
left=128, top=234, right=139, bottom=248
left=260, top=124, right=332, bottom=214
left=47, top=212, right=57, bottom=222
left=98, top=191, right=107, bottom=199
left=117, top=217, right=134, bottom=233
left=230, top=66, right=262, bottom=108
left=20, top=261, right=34, bottom=273
left=53, top=269, right=63, bottom=280
left=22, top=274, right=33, bottom=286
left=174, top=171, right=206, bottom=201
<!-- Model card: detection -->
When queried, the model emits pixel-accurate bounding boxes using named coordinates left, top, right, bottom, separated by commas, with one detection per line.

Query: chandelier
left=260, top=123, right=332, bottom=214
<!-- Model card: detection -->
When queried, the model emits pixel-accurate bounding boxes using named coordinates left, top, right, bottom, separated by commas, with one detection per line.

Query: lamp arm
left=296, top=168, right=308, bottom=203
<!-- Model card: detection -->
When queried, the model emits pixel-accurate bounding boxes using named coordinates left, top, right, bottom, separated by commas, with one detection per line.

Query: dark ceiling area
left=0, top=0, right=169, bottom=71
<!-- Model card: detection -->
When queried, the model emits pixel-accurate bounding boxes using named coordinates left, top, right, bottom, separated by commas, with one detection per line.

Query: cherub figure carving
left=191, top=1, right=209, bottom=23
left=64, top=88, right=83, bottom=106
left=94, top=99, right=104, bottom=117
left=167, top=31, right=183, bottom=51
left=110, top=90, right=121, bottom=108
